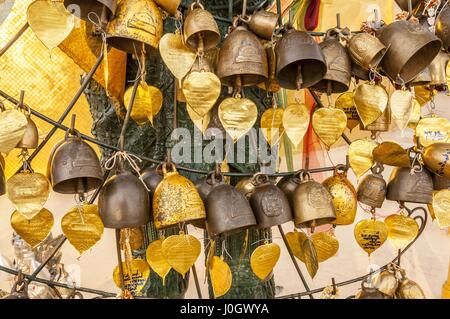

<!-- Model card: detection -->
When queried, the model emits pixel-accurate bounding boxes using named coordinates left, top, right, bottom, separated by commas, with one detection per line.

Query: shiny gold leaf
left=384, top=214, right=419, bottom=250
left=282, top=103, right=310, bottom=147
left=182, top=71, right=221, bottom=117
left=218, top=97, right=258, bottom=143
left=124, top=82, right=163, bottom=126
left=312, top=108, right=347, bottom=149
left=113, top=259, right=150, bottom=295
left=354, top=219, right=388, bottom=255
left=302, top=238, right=318, bottom=278
left=250, top=242, right=280, bottom=281
left=146, top=238, right=172, bottom=285
left=432, top=190, right=450, bottom=228
left=61, top=204, right=104, bottom=254
left=187, top=104, right=211, bottom=133
left=349, top=139, right=377, bottom=178
left=159, top=32, right=196, bottom=80
left=0, top=109, right=28, bottom=154
left=260, top=108, right=284, bottom=147
left=161, top=233, right=201, bottom=278
left=285, top=230, right=308, bottom=260
left=415, top=116, right=450, bottom=148
left=311, top=232, right=339, bottom=262
left=335, top=91, right=360, bottom=131
left=390, top=90, right=413, bottom=131
left=407, top=98, right=421, bottom=129
left=11, top=208, right=53, bottom=248
left=27, top=0, right=74, bottom=50
left=373, top=141, right=411, bottom=168
left=353, top=83, right=388, bottom=127
left=209, top=256, right=232, bottom=298
left=6, top=171, right=50, bottom=219
left=414, top=85, right=435, bottom=106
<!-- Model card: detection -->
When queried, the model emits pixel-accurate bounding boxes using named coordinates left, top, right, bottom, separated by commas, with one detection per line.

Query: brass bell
left=98, top=172, right=150, bottom=228
left=236, top=176, right=257, bottom=199
left=216, top=22, right=268, bottom=87
left=64, top=0, right=117, bottom=23
left=357, top=164, right=387, bottom=208
left=292, top=172, right=336, bottom=228
left=277, top=171, right=302, bottom=209
left=246, top=10, right=279, bottom=41
left=396, top=275, right=426, bottom=299
left=423, top=143, right=450, bottom=178
left=311, top=31, right=352, bottom=94
left=193, top=171, right=225, bottom=229
left=436, top=5, right=450, bottom=52
left=351, top=62, right=370, bottom=81
left=183, top=3, right=221, bottom=52
left=51, top=132, right=103, bottom=194
left=276, top=28, right=327, bottom=90
left=360, top=106, right=391, bottom=133
left=249, top=174, right=293, bottom=229
left=432, top=173, right=450, bottom=190
left=429, top=51, right=450, bottom=85
left=206, top=183, right=256, bottom=237
left=348, top=32, right=386, bottom=70
left=356, top=281, right=390, bottom=299
left=141, top=166, right=163, bottom=202
left=377, top=20, right=442, bottom=84
left=106, top=0, right=163, bottom=54
left=15, top=116, right=39, bottom=150
left=411, top=66, right=432, bottom=86
left=153, top=0, right=180, bottom=16
left=387, top=166, right=433, bottom=204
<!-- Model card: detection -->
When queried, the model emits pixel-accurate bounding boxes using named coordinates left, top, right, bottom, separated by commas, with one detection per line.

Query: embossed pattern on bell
left=357, top=171, right=387, bottom=208
left=387, top=167, right=433, bottom=204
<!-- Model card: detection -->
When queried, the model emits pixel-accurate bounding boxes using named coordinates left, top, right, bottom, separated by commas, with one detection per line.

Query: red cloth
left=304, top=0, right=321, bottom=31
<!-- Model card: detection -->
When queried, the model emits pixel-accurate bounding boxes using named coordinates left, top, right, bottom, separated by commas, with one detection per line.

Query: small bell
left=249, top=174, right=293, bottom=229
left=257, top=42, right=280, bottom=92
left=357, top=164, right=387, bottom=208
left=194, top=170, right=225, bottom=229
left=206, top=183, right=256, bottom=237
left=106, top=0, right=163, bottom=54
left=348, top=32, right=386, bottom=70
left=216, top=20, right=268, bottom=87
left=292, top=171, right=336, bottom=228
left=432, top=173, right=450, bottom=191
left=183, top=2, right=221, bottom=52
left=276, top=28, right=327, bottom=90
left=15, top=116, right=39, bottom=150
left=98, top=172, right=150, bottom=229
left=396, top=270, right=426, bottom=299
left=429, top=51, right=450, bottom=85
left=423, top=143, right=450, bottom=179
left=436, top=5, right=450, bottom=52
left=387, top=166, right=433, bottom=204
left=246, top=10, right=279, bottom=41
left=153, top=0, right=181, bottom=16
left=141, top=166, right=163, bottom=202
left=277, top=171, right=302, bottom=209
left=356, top=281, right=390, bottom=299
left=64, top=0, right=117, bottom=24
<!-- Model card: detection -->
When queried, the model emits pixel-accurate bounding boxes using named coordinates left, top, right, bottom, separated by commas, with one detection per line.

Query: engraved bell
left=246, top=10, right=279, bottom=41
left=194, top=170, right=225, bottom=229
left=422, top=143, right=450, bottom=179
left=429, top=51, right=450, bottom=85
left=277, top=170, right=302, bottom=209
left=387, top=166, right=433, bottom=204
left=183, top=3, right=221, bottom=52
left=249, top=174, right=293, bottom=229
left=64, top=0, right=117, bottom=23
left=356, top=164, right=387, bottom=208
left=15, top=116, right=39, bottom=150
left=348, top=32, right=386, bottom=70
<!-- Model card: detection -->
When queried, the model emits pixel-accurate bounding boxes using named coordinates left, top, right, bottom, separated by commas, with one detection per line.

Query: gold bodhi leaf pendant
left=159, top=32, right=196, bottom=80
left=113, top=259, right=150, bottom=295
left=335, top=91, right=360, bottom=131
left=282, top=103, right=310, bottom=147
left=209, top=256, right=232, bottom=298
left=372, top=142, right=411, bottom=168
left=218, top=97, right=258, bottom=143
left=354, top=219, right=388, bottom=255
left=161, top=232, right=201, bottom=278
left=353, top=83, right=388, bottom=127
left=124, top=82, right=163, bottom=126
left=182, top=71, right=221, bottom=117
left=146, top=238, right=172, bottom=285
left=384, top=214, right=419, bottom=250
left=349, top=139, right=377, bottom=178
left=250, top=242, right=280, bottom=281
left=260, top=108, right=285, bottom=147
left=0, top=109, right=28, bottom=154
left=11, top=209, right=54, bottom=248
left=312, top=108, right=347, bottom=149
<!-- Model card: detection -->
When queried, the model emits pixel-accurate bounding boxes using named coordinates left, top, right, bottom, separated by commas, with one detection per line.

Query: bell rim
left=294, top=217, right=337, bottom=228
left=63, top=0, right=116, bottom=22
left=106, top=35, right=159, bottom=55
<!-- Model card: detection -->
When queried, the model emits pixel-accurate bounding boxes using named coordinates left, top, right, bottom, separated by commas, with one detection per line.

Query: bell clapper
left=296, top=64, right=303, bottom=90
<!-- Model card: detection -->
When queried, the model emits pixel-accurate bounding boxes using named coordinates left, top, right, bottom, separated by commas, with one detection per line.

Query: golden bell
left=183, top=3, right=220, bottom=52
left=429, top=51, right=450, bottom=85
left=348, top=32, right=386, bottom=70
left=276, top=28, right=327, bottom=90
left=153, top=163, right=205, bottom=229
left=360, top=106, right=391, bottom=133
left=377, top=20, right=442, bottom=84
left=15, top=116, right=39, bottom=150
left=411, top=66, right=432, bottom=86
left=216, top=23, right=268, bottom=87
left=436, top=5, right=450, bottom=52
left=246, top=10, right=279, bottom=41
left=387, top=166, right=433, bottom=204
left=64, top=0, right=117, bottom=23
left=396, top=277, right=426, bottom=299
left=357, top=165, right=387, bottom=208
left=423, top=143, right=450, bottom=179
left=293, top=172, right=336, bottom=228
left=153, top=0, right=180, bottom=16
left=311, top=32, right=352, bottom=94
left=106, top=0, right=163, bottom=54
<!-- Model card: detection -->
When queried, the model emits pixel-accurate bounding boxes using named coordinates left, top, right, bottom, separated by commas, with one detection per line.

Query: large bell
left=377, top=20, right=442, bottom=84
left=436, top=5, right=450, bottom=52
left=311, top=32, right=352, bottom=93
left=183, top=3, right=221, bottom=52
left=292, top=172, right=336, bottom=228
left=216, top=24, right=268, bottom=87
left=387, top=166, right=433, bottom=204
left=348, top=32, right=386, bottom=70
left=15, top=117, right=39, bottom=149
left=206, top=184, right=256, bottom=237
left=106, top=0, right=163, bottom=54
left=429, top=51, right=450, bottom=85
left=357, top=165, right=387, bottom=208
left=98, top=172, right=150, bottom=228
left=246, top=10, right=278, bottom=41
left=64, top=0, right=117, bottom=23
left=423, top=143, right=450, bottom=178
left=249, top=174, right=293, bottom=229
left=50, top=133, right=103, bottom=194
left=276, top=29, right=327, bottom=90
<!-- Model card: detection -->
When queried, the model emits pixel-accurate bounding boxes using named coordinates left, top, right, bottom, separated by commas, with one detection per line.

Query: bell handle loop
left=14, top=90, right=31, bottom=116
left=371, top=162, right=384, bottom=175
left=190, top=1, right=204, bottom=10
left=64, top=114, right=81, bottom=140
left=252, top=172, right=269, bottom=186
left=300, top=170, right=312, bottom=181
left=334, top=164, right=348, bottom=176
left=162, top=161, right=177, bottom=176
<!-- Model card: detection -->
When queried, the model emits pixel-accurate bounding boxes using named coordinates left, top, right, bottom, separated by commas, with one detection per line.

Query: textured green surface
left=85, top=0, right=275, bottom=299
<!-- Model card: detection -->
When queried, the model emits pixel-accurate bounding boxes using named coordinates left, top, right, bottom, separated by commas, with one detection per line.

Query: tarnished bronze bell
left=206, top=183, right=256, bottom=237
left=377, top=20, right=442, bottom=84
left=356, top=281, right=390, bottom=299
left=276, top=28, right=327, bottom=90
left=106, top=0, right=163, bottom=54
left=351, top=62, right=370, bottom=81
left=311, top=31, right=352, bottom=93
left=246, top=10, right=278, bottom=41
left=153, top=0, right=180, bottom=16
left=423, top=143, right=450, bottom=178
left=277, top=171, right=302, bottom=209
left=51, top=132, right=103, bottom=194
left=348, top=32, right=386, bottom=70
left=387, top=166, right=433, bottom=204
left=64, top=0, right=117, bottom=23
left=141, top=165, right=163, bottom=202
left=98, top=172, right=150, bottom=228
left=236, top=176, right=257, bottom=199
left=436, top=5, right=450, bottom=52
left=216, top=22, right=268, bottom=87
left=360, top=106, right=391, bottom=133
left=293, top=172, right=336, bottom=228
left=432, top=173, right=450, bottom=190
left=15, top=116, right=39, bottom=150
left=183, top=3, right=221, bottom=52
left=429, top=51, right=450, bottom=85
left=249, top=174, right=293, bottom=229
left=357, top=165, right=387, bottom=208
left=193, top=171, right=225, bottom=229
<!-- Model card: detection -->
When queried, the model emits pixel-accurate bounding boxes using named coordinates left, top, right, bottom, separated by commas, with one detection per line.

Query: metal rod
left=278, top=225, right=314, bottom=299
left=191, top=265, right=203, bottom=299
left=276, top=0, right=283, bottom=26
left=119, top=75, right=140, bottom=152
left=0, top=23, right=29, bottom=58
left=242, top=0, right=248, bottom=17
